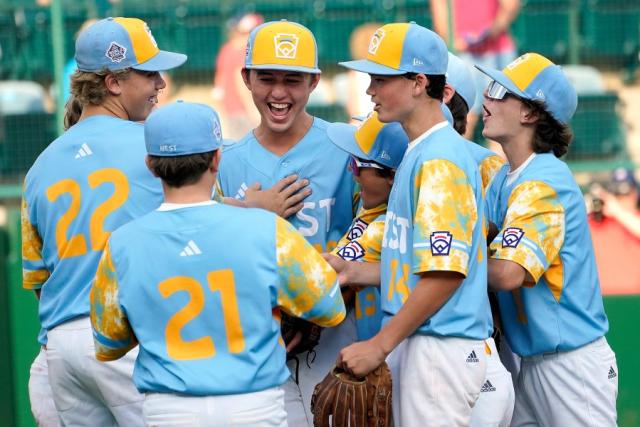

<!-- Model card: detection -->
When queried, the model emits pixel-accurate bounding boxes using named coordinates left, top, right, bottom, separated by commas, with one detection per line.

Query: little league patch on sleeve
left=337, top=241, right=365, bottom=261
left=430, top=231, right=452, bottom=256
left=347, top=218, right=369, bottom=241
left=502, top=227, right=525, bottom=248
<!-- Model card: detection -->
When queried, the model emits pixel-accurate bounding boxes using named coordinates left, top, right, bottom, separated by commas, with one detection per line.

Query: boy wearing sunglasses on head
left=324, top=112, right=409, bottom=342
left=480, top=53, right=617, bottom=426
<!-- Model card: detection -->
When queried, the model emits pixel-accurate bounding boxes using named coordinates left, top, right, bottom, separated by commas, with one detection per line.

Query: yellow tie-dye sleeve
left=490, top=181, right=564, bottom=282
left=21, top=195, right=49, bottom=289
left=413, top=159, right=477, bottom=276
left=275, top=217, right=346, bottom=327
left=480, top=155, right=506, bottom=195
left=90, top=241, right=137, bottom=361
left=212, top=178, right=225, bottom=202
left=360, top=219, right=384, bottom=263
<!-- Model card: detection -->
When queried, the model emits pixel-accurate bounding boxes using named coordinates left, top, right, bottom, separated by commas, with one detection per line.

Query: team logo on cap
left=274, top=33, right=299, bottom=60
left=502, top=227, right=524, bottom=248
left=144, top=23, right=158, bottom=48
left=430, top=231, right=452, bottom=256
left=213, top=119, right=222, bottom=141
left=368, top=29, right=385, bottom=55
left=105, top=42, right=127, bottom=63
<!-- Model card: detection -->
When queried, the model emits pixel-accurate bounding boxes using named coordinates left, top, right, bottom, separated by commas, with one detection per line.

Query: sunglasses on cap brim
left=486, top=80, right=512, bottom=100
left=348, top=156, right=385, bottom=176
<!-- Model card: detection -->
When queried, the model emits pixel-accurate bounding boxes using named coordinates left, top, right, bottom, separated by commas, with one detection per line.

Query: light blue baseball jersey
left=332, top=204, right=386, bottom=341
left=91, top=202, right=346, bottom=395
left=217, top=118, right=356, bottom=252
left=22, top=116, right=162, bottom=340
left=465, top=141, right=505, bottom=337
left=381, top=123, right=490, bottom=339
left=486, top=153, right=608, bottom=357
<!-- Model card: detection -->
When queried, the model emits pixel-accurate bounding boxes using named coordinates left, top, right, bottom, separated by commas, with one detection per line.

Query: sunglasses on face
left=486, top=80, right=512, bottom=100
left=348, top=156, right=385, bottom=176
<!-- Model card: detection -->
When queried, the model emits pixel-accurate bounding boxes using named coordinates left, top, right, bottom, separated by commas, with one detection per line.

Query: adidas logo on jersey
left=608, top=366, right=617, bottom=379
left=234, top=183, right=248, bottom=200
left=480, top=380, right=496, bottom=392
left=75, top=143, right=93, bottom=159
left=180, top=240, right=202, bottom=257
left=466, top=350, right=479, bottom=363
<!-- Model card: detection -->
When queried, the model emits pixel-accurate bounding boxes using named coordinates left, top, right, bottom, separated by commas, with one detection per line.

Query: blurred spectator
left=589, top=168, right=640, bottom=294
left=431, top=0, right=520, bottom=144
left=344, top=23, right=380, bottom=119
left=212, top=12, right=263, bottom=139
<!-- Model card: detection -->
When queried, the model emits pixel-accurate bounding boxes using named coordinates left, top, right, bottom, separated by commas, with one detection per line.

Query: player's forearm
left=491, top=0, right=520, bottom=37
left=343, top=261, right=381, bottom=287
left=488, top=258, right=526, bottom=291
left=429, top=0, right=450, bottom=41
left=372, top=271, right=463, bottom=355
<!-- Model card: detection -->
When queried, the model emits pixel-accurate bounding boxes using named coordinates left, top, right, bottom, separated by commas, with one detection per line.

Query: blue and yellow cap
left=339, top=22, right=448, bottom=76
left=145, top=101, right=223, bottom=156
left=446, top=53, right=476, bottom=110
left=75, top=17, right=186, bottom=72
left=476, top=52, right=578, bottom=124
left=327, top=112, right=408, bottom=169
left=244, top=20, right=320, bottom=74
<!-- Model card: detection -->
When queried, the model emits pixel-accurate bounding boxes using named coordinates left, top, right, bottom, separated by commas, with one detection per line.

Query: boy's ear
left=386, top=170, right=396, bottom=187
left=241, top=68, right=251, bottom=90
left=211, top=149, right=222, bottom=173
left=104, top=73, right=122, bottom=96
left=443, top=84, right=455, bottom=104
left=145, top=155, right=159, bottom=177
left=520, top=103, right=540, bottom=125
left=414, top=74, right=429, bottom=97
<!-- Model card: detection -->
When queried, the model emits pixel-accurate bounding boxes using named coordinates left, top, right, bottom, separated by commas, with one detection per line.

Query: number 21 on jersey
left=160, top=269, right=246, bottom=361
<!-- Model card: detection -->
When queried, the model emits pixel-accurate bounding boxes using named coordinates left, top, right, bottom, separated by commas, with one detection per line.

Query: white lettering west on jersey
left=383, top=211, right=409, bottom=254
left=296, top=198, right=335, bottom=237
left=319, top=198, right=335, bottom=233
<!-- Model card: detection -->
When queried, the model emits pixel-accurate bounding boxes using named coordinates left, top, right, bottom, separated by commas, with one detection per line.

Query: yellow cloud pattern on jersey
left=21, top=196, right=49, bottom=289
left=479, top=155, right=506, bottom=195
left=275, top=217, right=345, bottom=326
left=491, top=181, right=564, bottom=283
left=332, top=204, right=386, bottom=255
left=90, top=242, right=136, bottom=361
left=413, top=159, right=477, bottom=275
left=361, top=220, right=384, bottom=263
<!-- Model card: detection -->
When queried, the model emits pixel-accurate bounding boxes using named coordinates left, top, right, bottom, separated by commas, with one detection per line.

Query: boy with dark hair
left=90, top=101, right=346, bottom=426
left=338, top=23, right=490, bottom=426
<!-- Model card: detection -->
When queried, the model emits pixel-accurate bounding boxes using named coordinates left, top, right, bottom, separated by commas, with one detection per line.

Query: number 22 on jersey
left=160, top=269, right=246, bottom=361
left=46, top=168, right=129, bottom=259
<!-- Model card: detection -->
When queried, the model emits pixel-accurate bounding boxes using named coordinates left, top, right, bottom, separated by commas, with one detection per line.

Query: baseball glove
left=311, top=363, right=392, bottom=427
left=281, top=311, right=323, bottom=358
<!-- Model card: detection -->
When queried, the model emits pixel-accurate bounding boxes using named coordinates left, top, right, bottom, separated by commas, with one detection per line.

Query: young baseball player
left=326, top=112, right=409, bottom=342
left=337, top=23, right=490, bottom=426
left=479, top=52, right=617, bottom=426
left=444, top=52, right=515, bottom=427
left=89, top=101, right=346, bottom=426
left=21, top=17, right=186, bottom=425
left=215, top=20, right=357, bottom=425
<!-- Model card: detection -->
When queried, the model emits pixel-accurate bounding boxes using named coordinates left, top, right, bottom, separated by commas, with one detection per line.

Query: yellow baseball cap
left=75, top=17, right=186, bottom=72
left=340, top=22, right=448, bottom=76
left=244, top=20, right=320, bottom=74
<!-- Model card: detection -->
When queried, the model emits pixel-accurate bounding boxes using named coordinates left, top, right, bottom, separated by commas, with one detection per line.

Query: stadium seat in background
left=581, top=0, right=640, bottom=80
left=565, top=93, right=627, bottom=161
left=512, top=0, right=575, bottom=64
left=0, top=81, right=53, bottom=177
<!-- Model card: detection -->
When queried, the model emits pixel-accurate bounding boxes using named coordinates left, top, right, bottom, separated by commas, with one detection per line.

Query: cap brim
left=245, top=64, right=321, bottom=74
left=475, top=64, right=527, bottom=99
left=339, top=59, right=405, bottom=76
left=326, top=123, right=370, bottom=160
left=134, top=50, right=187, bottom=72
